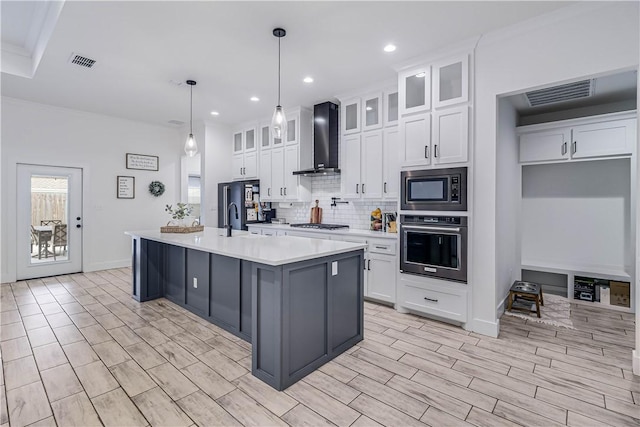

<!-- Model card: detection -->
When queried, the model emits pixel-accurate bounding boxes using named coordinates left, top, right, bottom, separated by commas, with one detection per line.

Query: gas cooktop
left=290, top=223, right=349, bottom=230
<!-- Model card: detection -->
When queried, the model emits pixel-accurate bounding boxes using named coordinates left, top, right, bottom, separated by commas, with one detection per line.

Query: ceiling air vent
left=68, top=53, right=96, bottom=69
left=525, top=79, right=593, bottom=107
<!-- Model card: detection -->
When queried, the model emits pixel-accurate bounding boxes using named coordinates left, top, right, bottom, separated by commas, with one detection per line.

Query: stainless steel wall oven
left=400, top=215, right=467, bottom=283
left=401, top=167, right=467, bottom=211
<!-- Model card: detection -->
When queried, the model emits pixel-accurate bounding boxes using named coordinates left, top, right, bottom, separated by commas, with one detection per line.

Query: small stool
left=507, top=281, right=544, bottom=318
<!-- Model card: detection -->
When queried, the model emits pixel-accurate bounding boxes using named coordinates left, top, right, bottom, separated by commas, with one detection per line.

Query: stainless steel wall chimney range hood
left=293, top=102, right=340, bottom=176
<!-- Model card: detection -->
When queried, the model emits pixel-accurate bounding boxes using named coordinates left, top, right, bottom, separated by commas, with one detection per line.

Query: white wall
left=202, top=122, right=232, bottom=227
left=1, top=97, right=183, bottom=282
left=473, top=2, right=639, bottom=336
left=495, top=99, right=519, bottom=311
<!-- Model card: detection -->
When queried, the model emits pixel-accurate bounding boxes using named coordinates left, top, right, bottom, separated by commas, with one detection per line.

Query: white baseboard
left=633, top=350, right=640, bottom=376
left=471, top=317, right=500, bottom=338
left=497, top=295, right=509, bottom=317
left=84, top=259, right=130, bottom=273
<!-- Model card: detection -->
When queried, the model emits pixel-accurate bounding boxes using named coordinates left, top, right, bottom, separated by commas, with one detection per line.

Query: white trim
left=633, top=350, right=640, bottom=376
left=471, top=317, right=499, bottom=338
left=496, top=294, right=508, bottom=317
left=84, top=259, right=131, bottom=273
left=517, top=110, right=637, bottom=134
left=394, top=36, right=480, bottom=73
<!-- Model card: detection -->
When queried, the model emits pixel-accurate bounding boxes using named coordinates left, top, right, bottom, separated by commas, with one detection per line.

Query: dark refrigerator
left=217, top=180, right=261, bottom=231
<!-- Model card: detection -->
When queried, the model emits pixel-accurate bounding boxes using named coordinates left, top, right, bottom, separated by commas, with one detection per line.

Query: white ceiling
left=1, top=1, right=576, bottom=128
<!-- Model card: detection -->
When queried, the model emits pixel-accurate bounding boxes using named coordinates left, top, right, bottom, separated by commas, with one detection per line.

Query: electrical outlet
left=332, top=261, right=338, bottom=276
left=193, top=278, right=198, bottom=288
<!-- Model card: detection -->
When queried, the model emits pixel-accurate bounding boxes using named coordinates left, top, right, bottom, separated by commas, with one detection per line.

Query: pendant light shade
left=271, top=28, right=287, bottom=141
left=184, top=80, right=198, bottom=157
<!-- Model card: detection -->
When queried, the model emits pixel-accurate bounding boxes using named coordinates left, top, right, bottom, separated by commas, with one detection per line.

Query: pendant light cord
left=277, top=36, right=281, bottom=106
left=190, top=84, right=193, bottom=134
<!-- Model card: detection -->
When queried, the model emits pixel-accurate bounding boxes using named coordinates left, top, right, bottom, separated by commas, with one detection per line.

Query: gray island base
left=127, top=229, right=365, bottom=390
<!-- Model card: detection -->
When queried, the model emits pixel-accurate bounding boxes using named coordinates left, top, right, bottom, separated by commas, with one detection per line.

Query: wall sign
left=117, top=176, right=135, bottom=199
left=126, top=153, right=159, bottom=171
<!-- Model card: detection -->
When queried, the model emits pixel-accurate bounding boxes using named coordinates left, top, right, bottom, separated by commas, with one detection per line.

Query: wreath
left=148, top=181, right=165, bottom=197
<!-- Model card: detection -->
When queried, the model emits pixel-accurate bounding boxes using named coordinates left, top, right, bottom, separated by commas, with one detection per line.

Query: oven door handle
left=401, top=225, right=462, bottom=233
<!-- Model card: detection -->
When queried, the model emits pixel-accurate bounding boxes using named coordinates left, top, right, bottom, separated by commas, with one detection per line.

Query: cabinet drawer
left=402, top=284, right=467, bottom=322
left=368, top=240, right=396, bottom=256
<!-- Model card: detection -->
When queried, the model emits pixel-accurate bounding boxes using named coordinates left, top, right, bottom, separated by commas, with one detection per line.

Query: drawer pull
left=424, top=297, right=438, bottom=303
left=375, top=246, right=388, bottom=250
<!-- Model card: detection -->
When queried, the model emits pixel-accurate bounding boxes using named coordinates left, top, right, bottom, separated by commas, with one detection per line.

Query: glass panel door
left=406, top=231, right=459, bottom=269
left=17, top=164, right=83, bottom=279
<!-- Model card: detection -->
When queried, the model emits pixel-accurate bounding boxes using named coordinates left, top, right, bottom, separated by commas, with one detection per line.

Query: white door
left=520, top=127, right=571, bottom=163
left=244, top=152, right=258, bottom=179
left=432, top=106, right=468, bottom=165
left=400, top=113, right=431, bottom=167
left=571, top=119, right=634, bottom=159
left=367, top=254, right=396, bottom=303
left=283, top=145, right=298, bottom=200
left=341, top=134, right=362, bottom=199
left=383, top=127, right=400, bottom=199
left=362, top=131, right=383, bottom=200
left=271, top=148, right=285, bottom=201
left=259, top=150, right=273, bottom=200
left=231, top=155, right=244, bottom=180
left=17, top=164, right=83, bottom=280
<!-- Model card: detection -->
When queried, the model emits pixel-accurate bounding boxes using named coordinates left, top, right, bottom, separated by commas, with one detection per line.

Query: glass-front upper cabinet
left=398, top=66, right=431, bottom=116
left=433, top=54, right=469, bottom=109
left=383, top=89, right=399, bottom=127
left=362, top=92, right=383, bottom=131
left=260, top=123, right=271, bottom=149
left=244, top=127, right=256, bottom=152
left=286, top=117, right=297, bottom=145
left=233, top=131, right=243, bottom=154
left=341, top=97, right=361, bottom=134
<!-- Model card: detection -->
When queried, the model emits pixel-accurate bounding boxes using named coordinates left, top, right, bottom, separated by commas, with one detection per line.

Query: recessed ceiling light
left=415, top=72, right=426, bottom=78
left=210, top=111, right=219, bottom=116
left=383, top=44, right=396, bottom=53
left=250, top=96, right=260, bottom=102
left=303, top=76, right=314, bottom=83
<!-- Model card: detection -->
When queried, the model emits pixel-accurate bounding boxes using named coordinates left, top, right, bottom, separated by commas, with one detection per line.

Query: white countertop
left=247, top=223, right=399, bottom=240
left=125, top=227, right=367, bottom=266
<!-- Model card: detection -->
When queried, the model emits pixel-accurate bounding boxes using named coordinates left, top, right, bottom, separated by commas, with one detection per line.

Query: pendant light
left=271, top=28, right=287, bottom=141
left=184, top=79, right=198, bottom=157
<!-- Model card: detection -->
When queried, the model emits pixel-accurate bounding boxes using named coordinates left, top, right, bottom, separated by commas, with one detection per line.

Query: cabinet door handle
left=268, top=188, right=271, bottom=196
left=572, top=141, right=577, bottom=154
left=367, top=259, right=371, bottom=271
left=424, top=297, right=438, bottom=303
left=424, top=146, right=429, bottom=158
left=375, top=246, right=388, bottom=250
left=561, top=142, right=567, bottom=155
left=284, top=187, right=287, bottom=196
left=240, top=167, right=243, bottom=175
left=280, top=188, right=283, bottom=196
left=356, top=184, right=359, bottom=194
left=434, top=144, right=439, bottom=158
left=362, top=183, right=365, bottom=194
left=384, top=182, right=387, bottom=193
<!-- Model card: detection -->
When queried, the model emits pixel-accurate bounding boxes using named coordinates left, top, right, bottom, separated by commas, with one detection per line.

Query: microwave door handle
left=401, top=225, right=461, bottom=233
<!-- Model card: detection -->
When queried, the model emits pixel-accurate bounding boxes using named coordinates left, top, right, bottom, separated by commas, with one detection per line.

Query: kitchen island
left=126, top=228, right=366, bottom=390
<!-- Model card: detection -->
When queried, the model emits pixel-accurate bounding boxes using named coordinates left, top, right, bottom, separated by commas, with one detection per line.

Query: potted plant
left=165, top=203, right=193, bottom=227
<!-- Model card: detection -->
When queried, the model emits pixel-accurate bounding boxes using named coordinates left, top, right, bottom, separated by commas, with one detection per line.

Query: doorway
left=16, top=164, right=83, bottom=280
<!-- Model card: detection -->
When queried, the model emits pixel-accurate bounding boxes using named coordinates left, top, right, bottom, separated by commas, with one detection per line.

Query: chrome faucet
left=226, top=202, right=238, bottom=237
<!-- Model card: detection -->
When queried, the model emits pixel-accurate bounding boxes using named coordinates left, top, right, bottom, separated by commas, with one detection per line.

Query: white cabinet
left=232, top=152, right=257, bottom=180
left=244, top=127, right=257, bottom=152
left=432, top=106, right=468, bottom=165
left=259, top=150, right=272, bottom=200
left=233, top=131, right=243, bottom=154
left=342, top=97, right=361, bottom=134
left=283, top=145, right=299, bottom=200
left=259, top=123, right=271, bottom=150
left=382, top=127, right=400, bottom=199
left=518, top=115, right=636, bottom=164
left=271, top=148, right=285, bottom=199
left=399, top=66, right=431, bottom=116
left=519, top=128, right=570, bottom=163
left=362, top=92, right=383, bottom=131
left=362, top=132, right=384, bottom=199
left=341, top=131, right=385, bottom=200
left=367, top=253, right=396, bottom=303
left=265, top=146, right=306, bottom=201
left=383, top=90, right=399, bottom=127
left=285, top=114, right=298, bottom=146
left=400, top=113, right=431, bottom=167
left=400, top=278, right=467, bottom=323
left=433, top=54, right=469, bottom=109
left=341, top=134, right=362, bottom=199
left=571, top=119, right=634, bottom=159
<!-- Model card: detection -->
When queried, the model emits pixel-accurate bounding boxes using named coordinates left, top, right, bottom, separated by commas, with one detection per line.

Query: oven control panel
left=450, top=175, right=460, bottom=203
left=401, top=215, right=467, bottom=226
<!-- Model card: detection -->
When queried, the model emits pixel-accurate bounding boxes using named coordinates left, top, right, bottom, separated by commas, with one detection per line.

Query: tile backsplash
left=274, top=175, right=397, bottom=230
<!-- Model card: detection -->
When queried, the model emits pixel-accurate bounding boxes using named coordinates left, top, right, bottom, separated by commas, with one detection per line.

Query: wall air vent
left=68, top=53, right=96, bottom=68
left=525, top=79, right=593, bottom=107
left=168, top=120, right=185, bottom=126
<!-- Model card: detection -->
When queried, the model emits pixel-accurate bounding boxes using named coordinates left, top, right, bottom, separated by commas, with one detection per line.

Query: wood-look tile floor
left=0, top=268, right=638, bottom=427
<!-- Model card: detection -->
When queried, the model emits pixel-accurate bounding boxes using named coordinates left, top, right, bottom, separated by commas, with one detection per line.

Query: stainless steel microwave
left=401, top=167, right=467, bottom=211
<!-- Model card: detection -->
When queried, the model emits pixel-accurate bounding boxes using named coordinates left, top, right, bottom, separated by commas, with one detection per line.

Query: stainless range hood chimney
left=293, top=102, right=340, bottom=176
